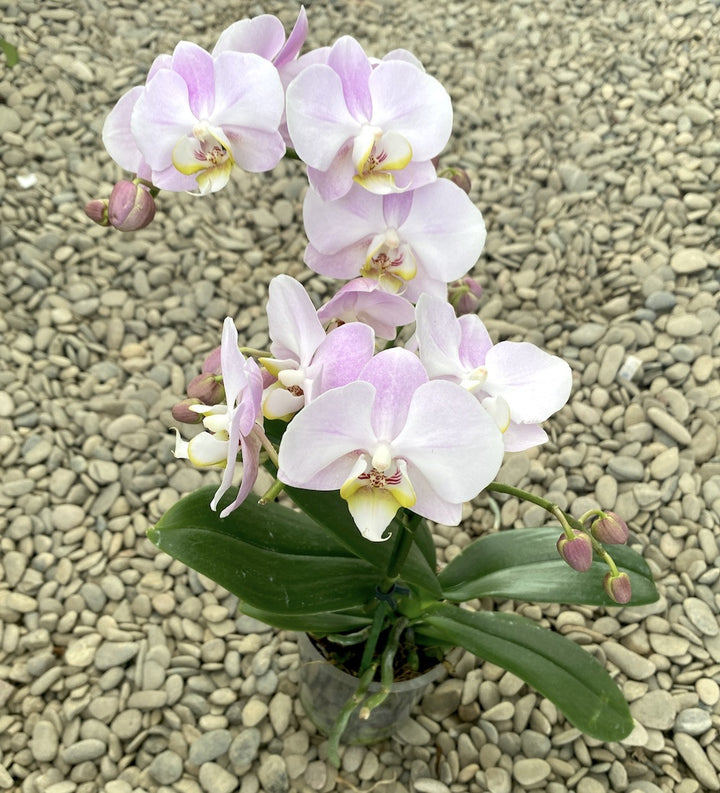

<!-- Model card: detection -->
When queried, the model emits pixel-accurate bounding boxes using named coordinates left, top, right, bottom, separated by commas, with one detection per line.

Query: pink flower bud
left=591, top=512, right=629, bottom=545
left=187, top=373, right=225, bottom=405
left=84, top=199, right=109, bottom=226
left=603, top=571, right=632, bottom=604
left=557, top=530, right=593, bottom=572
left=443, top=167, right=472, bottom=194
left=449, top=276, right=483, bottom=316
left=171, top=398, right=203, bottom=425
left=107, top=180, right=156, bottom=231
left=202, top=346, right=222, bottom=375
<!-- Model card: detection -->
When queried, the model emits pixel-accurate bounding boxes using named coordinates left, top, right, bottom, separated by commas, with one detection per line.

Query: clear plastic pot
left=297, top=632, right=444, bottom=745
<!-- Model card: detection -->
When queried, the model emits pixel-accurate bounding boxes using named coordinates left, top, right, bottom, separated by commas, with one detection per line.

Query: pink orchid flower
left=174, top=318, right=265, bottom=517
left=278, top=347, right=504, bottom=541
left=303, top=179, right=486, bottom=301
left=285, top=35, right=452, bottom=200
left=260, top=275, right=375, bottom=419
left=316, top=279, right=415, bottom=341
left=414, top=294, right=573, bottom=451
left=212, top=7, right=309, bottom=146
left=104, top=41, right=286, bottom=195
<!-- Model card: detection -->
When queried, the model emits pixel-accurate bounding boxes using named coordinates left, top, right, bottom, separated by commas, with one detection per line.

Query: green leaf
left=239, top=602, right=372, bottom=634
left=438, top=526, right=658, bottom=606
left=0, top=37, right=19, bottom=68
left=284, top=486, right=441, bottom=597
left=419, top=603, right=633, bottom=741
left=148, top=487, right=381, bottom=615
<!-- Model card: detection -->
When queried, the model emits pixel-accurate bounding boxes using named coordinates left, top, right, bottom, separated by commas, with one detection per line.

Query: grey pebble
left=674, top=733, right=720, bottom=790
left=61, top=738, right=106, bottom=764
left=258, top=754, right=289, bottom=793
left=228, top=728, right=261, bottom=769
left=675, top=707, right=713, bottom=735
left=94, top=641, right=139, bottom=670
left=148, top=750, right=183, bottom=785
left=684, top=598, right=719, bottom=637
left=188, top=729, right=233, bottom=764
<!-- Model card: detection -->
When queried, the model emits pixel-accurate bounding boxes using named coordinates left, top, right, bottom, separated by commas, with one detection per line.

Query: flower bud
left=187, top=373, right=225, bottom=405
left=202, top=346, right=222, bottom=375
left=84, top=198, right=110, bottom=226
left=591, top=512, right=629, bottom=545
left=448, top=276, right=483, bottom=316
left=603, top=571, right=632, bottom=604
left=556, top=530, right=593, bottom=572
left=441, top=166, right=472, bottom=194
left=172, top=398, right=203, bottom=425
left=107, top=180, right=156, bottom=231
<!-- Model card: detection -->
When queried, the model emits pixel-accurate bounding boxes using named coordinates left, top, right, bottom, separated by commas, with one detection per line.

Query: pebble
left=674, top=734, right=720, bottom=791
left=670, top=248, right=708, bottom=274
left=199, top=762, right=239, bottom=793
left=148, top=751, right=183, bottom=785
left=188, top=729, right=233, bottom=764
left=684, top=598, right=719, bottom=637
left=630, top=690, right=676, bottom=730
left=513, top=758, right=551, bottom=786
left=258, top=754, right=289, bottom=793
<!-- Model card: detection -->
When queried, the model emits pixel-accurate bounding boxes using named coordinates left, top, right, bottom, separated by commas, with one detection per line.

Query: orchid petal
left=274, top=7, right=309, bottom=69
left=359, top=347, right=427, bottom=441
left=308, top=321, right=375, bottom=398
left=132, top=70, right=198, bottom=170
left=502, top=421, right=549, bottom=452
left=285, top=64, right=360, bottom=170
left=267, top=275, right=326, bottom=364
left=102, top=86, right=145, bottom=172
left=262, top=384, right=305, bottom=420
left=327, top=36, right=373, bottom=121
left=303, top=183, right=384, bottom=255
left=277, top=381, right=377, bottom=486
left=344, top=487, right=401, bottom=542
left=399, top=179, right=487, bottom=281
left=216, top=430, right=263, bottom=517
left=415, top=294, right=466, bottom=380
left=170, top=41, right=216, bottom=119
left=186, top=432, right=228, bottom=466
left=369, top=60, right=452, bottom=159
left=457, top=314, right=494, bottom=368
left=212, top=52, right=284, bottom=132
left=212, top=15, right=286, bottom=59
left=393, top=380, right=504, bottom=503
left=484, top=342, right=573, bottom=423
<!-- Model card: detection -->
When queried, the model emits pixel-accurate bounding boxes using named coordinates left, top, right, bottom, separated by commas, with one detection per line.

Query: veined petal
left=132, top=70, right=198, bottom=170
left=212, top=51, right=285, bottom=133
left=304, top=241, right=369, bottom=279
left=415, top=293, right=466, bottom=381
left=215, top=429, right=263, bottom=517
left=186, top=432, right=229, bottom=467
left=274, top=6, right=308, bottom=69
left=285, top=64, right=360, bottom=170
left=303, top=183, right=384, bottom=255
left=277, top=380, right=377, bottom=486
left=369, top=60, right=452, bottom=160
left=102, top=86, right=145, bottom=172
left=483, top=342, right=573, bottom=423
left=212, top=15, right=286, bottom=59
left=457, top=314, right=494, bottom=369
left=170, top=41, right=216, bottom=119
left=308, top=320, right=375, bottom=398
left=398, top=179, right=487, bottom=282
left=327, top=36, right=373, bottom=121
left=267, top=275, right=326, bottom=365
left=359, top=347, right=428, bottom=441
left=393, top=379, right=504, bottom=503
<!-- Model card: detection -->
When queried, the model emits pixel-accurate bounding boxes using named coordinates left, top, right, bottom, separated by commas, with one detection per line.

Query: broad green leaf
left=285, top=486, right=441, bottom=597
left=148, top=487, right=381, bottom=614
left=419, top=604, right=633, bottom=742
left=239, top=602, right=372, bottom=634
left=438, top=527, right=658, bottom=606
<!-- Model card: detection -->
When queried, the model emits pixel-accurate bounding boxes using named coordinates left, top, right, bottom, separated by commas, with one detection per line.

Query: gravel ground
left=1, top=1, right=719, bottom=792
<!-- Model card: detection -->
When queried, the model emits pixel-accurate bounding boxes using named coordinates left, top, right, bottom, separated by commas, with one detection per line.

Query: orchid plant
left=88, top=8, right=658, bottom=762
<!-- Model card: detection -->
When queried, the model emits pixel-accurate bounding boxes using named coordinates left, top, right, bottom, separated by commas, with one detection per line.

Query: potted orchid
left=87, top=8, right=659, bottom=764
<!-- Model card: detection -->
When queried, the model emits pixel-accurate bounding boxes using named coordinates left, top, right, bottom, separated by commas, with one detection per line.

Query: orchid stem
left=358, top=600, right=388, bottom=677
left=258, top=478, right=284, bottom=504
left=255, top=426, right=279, bottom=468
left=327, top=660, right=377, bottom=767
left=239, top=346, right=271, bottom=358
left=359, top=616, right=407, bottom=719
left=486, top=481, right=577, bottom=539
left=384, top=510, right=421, bottom=584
